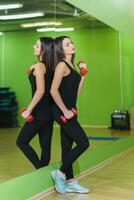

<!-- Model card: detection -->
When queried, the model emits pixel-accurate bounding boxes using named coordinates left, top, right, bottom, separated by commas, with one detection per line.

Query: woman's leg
left=59, top=118, right=89, bottom=173
left=52, top=115, right=89, bottom=193
left=38, top=120, right=54, bottom=166
left=16, top=122, right=43, bottom=169
left=60, top=126, right=74, bottom=180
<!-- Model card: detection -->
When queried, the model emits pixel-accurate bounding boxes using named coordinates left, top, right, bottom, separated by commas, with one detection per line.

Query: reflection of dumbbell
left=77, top=61, right=88, bottom=76
left=27, top=68, right=34, bottom=75
left=27, top=62, right=39, bottom=74
left=60, top=115, right=67, bottom=124
left=20, top=108, right=34, bottom=123
left=60, top=108, right=77, bottom=123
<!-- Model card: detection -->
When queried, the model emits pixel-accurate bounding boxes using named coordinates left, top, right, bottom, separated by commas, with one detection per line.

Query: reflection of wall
left=120, top=33, right=134, bottom=110
left=0, top=36, right=3, bottom=85
left=0, top=30, right=55, bottom=124
left=0, top=27, right=122, bottom=125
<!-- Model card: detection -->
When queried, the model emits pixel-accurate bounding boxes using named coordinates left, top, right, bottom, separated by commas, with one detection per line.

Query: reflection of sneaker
left=66, top=180, right=90, bottom=194
left=52, top=170, right=66, bottom=193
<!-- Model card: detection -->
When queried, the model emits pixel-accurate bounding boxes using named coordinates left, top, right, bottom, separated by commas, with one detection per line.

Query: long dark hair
left=54, top=36, right=75, bottom=69
left=39, top=37, right=54, bottom=71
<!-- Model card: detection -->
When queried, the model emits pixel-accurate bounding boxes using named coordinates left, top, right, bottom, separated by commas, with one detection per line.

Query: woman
left=16, top=37, right=54, bottom=169
left=51, top=36, right=89, bottom=193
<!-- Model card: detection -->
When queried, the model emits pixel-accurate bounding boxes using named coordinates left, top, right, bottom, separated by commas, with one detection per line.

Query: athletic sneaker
left=52, top=170, right=66, bottom=193
left=65, top=180, right=90, bottom=193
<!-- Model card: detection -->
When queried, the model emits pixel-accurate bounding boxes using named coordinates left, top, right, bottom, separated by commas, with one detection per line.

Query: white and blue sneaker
left=65, top=180, right=90, bottom=194
left=52, top=170, right=66, bottom=193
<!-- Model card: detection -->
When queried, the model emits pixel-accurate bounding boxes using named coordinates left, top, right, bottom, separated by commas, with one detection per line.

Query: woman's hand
left=63, top=109, right=74, bottom=119
left=21, top=109, right=32, bottom=119
left=78, top=61, right=87, bottom=69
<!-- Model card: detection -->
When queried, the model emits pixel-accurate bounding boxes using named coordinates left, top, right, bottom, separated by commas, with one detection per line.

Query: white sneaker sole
left=66, top=189, right=90, bottom=194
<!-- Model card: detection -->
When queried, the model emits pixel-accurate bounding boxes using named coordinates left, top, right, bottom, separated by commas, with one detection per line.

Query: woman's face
left=62, top=38, right=75, bottom=56
left=34, top=39, right=41, bottom=56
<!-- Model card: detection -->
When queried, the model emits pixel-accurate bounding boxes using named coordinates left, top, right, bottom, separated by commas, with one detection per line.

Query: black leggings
left=16, top=119, right=53, bottom=169
left=52, top=107, right=89, bottom=179
left=60, top=127, right=73, bottom=179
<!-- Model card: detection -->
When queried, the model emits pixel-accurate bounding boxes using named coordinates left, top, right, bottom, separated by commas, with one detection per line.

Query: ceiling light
left=0, top=12, right=44, bottom=20
left=21, top=21, right=62, bottom=28
left=37, top=28, right=55, bottom=32
left=37, top=27, right=74, bottom=32
left=55, top=28, right=74, bottom=32
left=0, top=3, right=23, bottom=10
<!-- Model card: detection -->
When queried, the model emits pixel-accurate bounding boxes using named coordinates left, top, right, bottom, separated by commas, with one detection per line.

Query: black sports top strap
left=61, top=60, right=73, bottom=70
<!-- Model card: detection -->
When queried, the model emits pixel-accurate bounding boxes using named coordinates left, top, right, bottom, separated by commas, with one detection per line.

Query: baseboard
left=19, top=124, right=108, bottom=128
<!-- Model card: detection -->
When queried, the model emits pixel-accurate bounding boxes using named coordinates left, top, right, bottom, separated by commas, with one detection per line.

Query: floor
left=41, top=148, right=134, bottom=200
left=0, top=126, right=132, bottom=183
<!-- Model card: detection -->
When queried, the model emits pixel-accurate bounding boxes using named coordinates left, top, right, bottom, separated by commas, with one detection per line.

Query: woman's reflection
left=16, top=37, right=54, bottom=169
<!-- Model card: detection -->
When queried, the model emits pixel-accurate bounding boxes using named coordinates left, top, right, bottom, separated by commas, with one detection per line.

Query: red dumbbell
left=71, top=108, right=77, bottom=115
left=20, top=108, right=34, bottom=123
left=27, top=69, right=34, bottom=75
left=77, top=61, right=88, bottom=76
left=60, top=108, right=77, bottom=123
left=60, top=115, right=67, bottom=123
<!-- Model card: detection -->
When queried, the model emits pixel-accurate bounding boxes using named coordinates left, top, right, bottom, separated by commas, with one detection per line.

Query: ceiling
left=0, top=0, right=108, bottom=32
left=0, top=0, right=78, bottom=16
left=67, top=0, right=134, bottom=38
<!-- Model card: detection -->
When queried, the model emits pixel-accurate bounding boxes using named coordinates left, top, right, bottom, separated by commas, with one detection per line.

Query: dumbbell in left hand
left=20, top=108, right=34, bottom=123
left=77, top=61, right=88, bottom=76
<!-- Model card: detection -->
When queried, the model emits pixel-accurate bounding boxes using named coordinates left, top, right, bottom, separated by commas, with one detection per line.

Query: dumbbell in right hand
left=60, top=108, right=77, bottom=123
left=20, top=108, right=34, bottom=123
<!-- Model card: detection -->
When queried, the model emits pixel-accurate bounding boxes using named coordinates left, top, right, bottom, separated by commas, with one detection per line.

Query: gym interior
left=0, top=0, right=134, bottom=199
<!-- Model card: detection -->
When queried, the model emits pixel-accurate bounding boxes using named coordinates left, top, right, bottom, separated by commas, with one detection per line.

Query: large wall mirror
left=0, top=0, right=131, bottom=184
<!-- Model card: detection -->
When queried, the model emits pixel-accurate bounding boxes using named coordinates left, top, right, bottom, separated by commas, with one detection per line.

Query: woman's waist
left=58, top=94, right=77, bottom=106
left=52, top=102, right=77, bottom=113
left=32, top=103, right=52, bottom=116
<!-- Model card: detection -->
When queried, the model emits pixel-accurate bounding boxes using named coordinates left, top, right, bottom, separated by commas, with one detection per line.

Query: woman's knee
left=80, top=137, right=89, bottom=151
left=16, top=136, right=28, bottom=149
left=16, top=137, right=23, bottom=148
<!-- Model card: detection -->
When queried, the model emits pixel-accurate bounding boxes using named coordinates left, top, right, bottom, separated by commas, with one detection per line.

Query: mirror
left=0, top=0, right=131, bottom=184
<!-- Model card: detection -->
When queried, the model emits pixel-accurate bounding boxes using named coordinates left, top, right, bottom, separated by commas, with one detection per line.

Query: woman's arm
left=77, top=62, right=87, bottom=96
left=50, top=62, right=74, bottom=119
left=21, top=62, right=45, bottom=118
left=77, top=76, right=85, bottom=96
